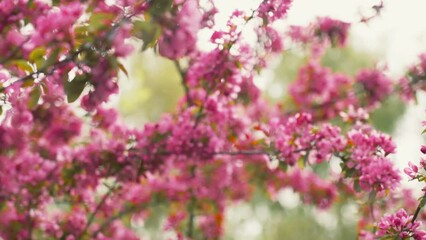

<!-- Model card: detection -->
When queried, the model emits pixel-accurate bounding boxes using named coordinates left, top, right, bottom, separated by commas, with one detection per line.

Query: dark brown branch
left=411, top=192, right=426, bottom=224
left=0, top=45, right=87, bottom=93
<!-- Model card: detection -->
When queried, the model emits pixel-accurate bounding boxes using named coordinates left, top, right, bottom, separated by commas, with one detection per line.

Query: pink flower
left=377, top=209, right=426, bottom=240
left=257, top=0, right=292, bottom=22
left=398, top=77, right=415, bottom=102
left=158, top=0, right=202, bottom=59
left=404, top=162, right=419, bottom=179
left=356, top=69, right=393, bottom=108
left=421, top=145, right=426, bottom=154
left=359, top=157, right=400, bottom=192
left=112, top=23, right=133, bottom=57
left=317, top=17, right=350, bottom=47
left=289, top=61, right=356, bottom=119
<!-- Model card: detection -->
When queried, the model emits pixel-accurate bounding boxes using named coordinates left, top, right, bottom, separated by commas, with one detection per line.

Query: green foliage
left=148, top=0, right=173, bottom=16
left=133, top=20, right=162, bottom=51
left=118, top=49, right=183, bottom=123
left=321, top=47, right=377, bottom=75
left=64, top=74, right=88, bottom=103
left=223, top=192, right=357, bottom=240
left=29, top=47, right=46, bottom=64
left=370, top=95, right=406, bottom=134
left=28, top=86, right=41, bottom=109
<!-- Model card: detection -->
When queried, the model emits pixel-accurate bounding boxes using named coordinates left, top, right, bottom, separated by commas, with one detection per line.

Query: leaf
left=74, top=25, right=89, bottom=37
left=117, top=61, right=129, bottom=77
left=89, top=13, right=115, bottom=32
left=0, top=106, right=3, bottom=116
left=27, top=0, right=34, bottom=7
left=22, top=78, right=35, bottom=88
left=419, top=196, right=426, bottom=209
left=40, top=82, right=48, bottom=94
left=278, top=162, right=288, bottom=172
left=29, top=47, right=46, bottom=63
left=64, top=75, right=88, bottom=103
left=148, top=0, right=173, bottom=16
left=28, top=86, right=41, bottom=109
left=353, top=179, right=361, bottom=192
left=133, top=20, right=161, bottom=51
left=152, top=132, right=169, bottom=143
left=74, top=25, right=90, bottom=47
left=12, top=60, right=33, bottom=72
left=297, top=157, right=305, bottom=169
left=368, top=191, right=376, bottom=205
left=41, top=48, right=61, bottom=69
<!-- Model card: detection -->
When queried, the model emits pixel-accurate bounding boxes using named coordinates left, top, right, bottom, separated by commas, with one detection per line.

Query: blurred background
left=111, top=0, right=426, bottom=239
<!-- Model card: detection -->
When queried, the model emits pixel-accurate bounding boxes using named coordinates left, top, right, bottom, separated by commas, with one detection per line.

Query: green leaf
left=278, top=161, right=288, bottom=172
left=22, top=78, right=35, bottom=88
left=29, top=47, right=46, bottom=63
left=148, top=0, right=173, bottom=16
left=40, top=82, right=48, bottom=94
left=353, top=179, right=361, bottom=192
left=12, top=60, right=33, bottom=72
left=27, top=0, right=34, bottom=6
left=117, top=61, right=129, bottom=77
left=89, top=13, right=115, bottom=32
left=64, top=75, right=88, bottom=103
left=368, top=191, right=376, bottom=205
left=0, top=106, right=3, bottom=116
left=133, top=20, right=161, bottom=51
left=152, top=132, right=169, bottom=143
left=28, top=86, right=41, bottom=109
left=41, top=48, right=61, bottom=69
left=419, top=196, right=426, bottom=209
left=74, top=25, right=90, bottom=47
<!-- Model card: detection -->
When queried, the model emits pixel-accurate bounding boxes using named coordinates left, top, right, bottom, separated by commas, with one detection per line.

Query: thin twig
left=78, top=182, right=118, bottom=238
left=0, top=15, right=131, bottom=93
left=411, top=192, right=426, bottom=223
left=174, top=60, right=192, bottom=106
left=91, top=205, right=137, bottom=238
left=186, top=165, right=196, bottom=238
left=0, top=46, right=87, bottom=93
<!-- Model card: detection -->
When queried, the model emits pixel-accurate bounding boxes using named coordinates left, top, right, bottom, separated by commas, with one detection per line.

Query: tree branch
left=78, top=182, right=118, bottom=238
left=411, top=192, right=426, bottom=223
left=174, top=60, right=192, bottom=106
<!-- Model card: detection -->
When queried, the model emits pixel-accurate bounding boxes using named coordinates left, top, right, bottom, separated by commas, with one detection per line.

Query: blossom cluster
left=376, top=209, right=426, bottom=240
left=344, top=125, right=400, bottom=192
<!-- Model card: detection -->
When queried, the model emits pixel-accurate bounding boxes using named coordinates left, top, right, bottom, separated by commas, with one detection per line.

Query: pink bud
left=421, top=145, right=426, bottom=154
